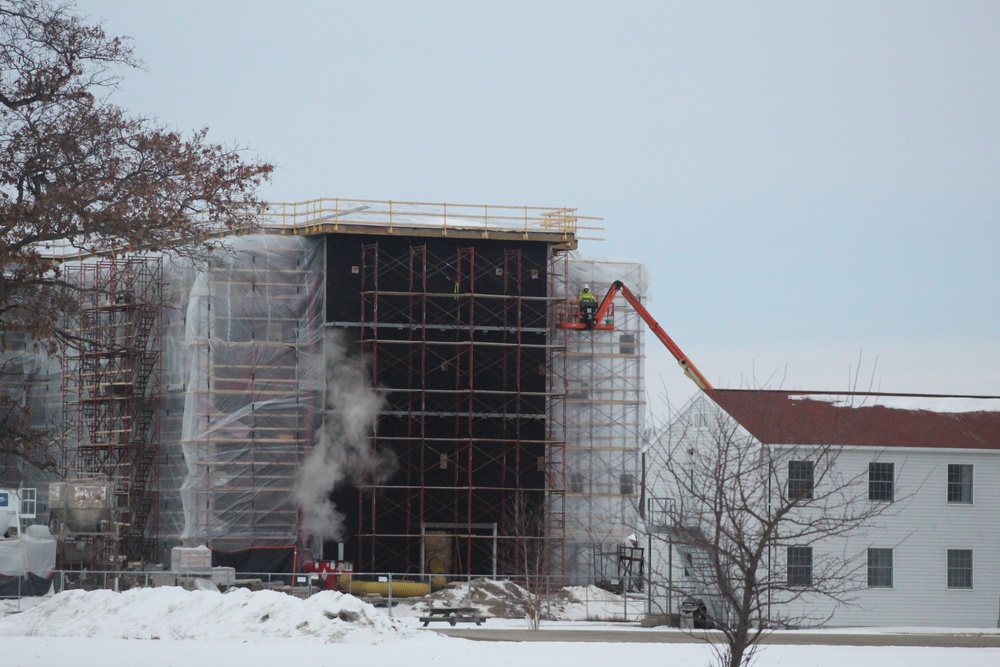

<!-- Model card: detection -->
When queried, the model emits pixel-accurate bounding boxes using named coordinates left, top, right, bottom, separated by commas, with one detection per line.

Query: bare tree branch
left=0, top=0, right=273, bottom=471
left=644, top=391, right=901, bottom=667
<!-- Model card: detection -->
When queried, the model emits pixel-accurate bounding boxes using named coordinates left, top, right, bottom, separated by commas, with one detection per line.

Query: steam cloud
left=294, top=330, right=393, bottom=542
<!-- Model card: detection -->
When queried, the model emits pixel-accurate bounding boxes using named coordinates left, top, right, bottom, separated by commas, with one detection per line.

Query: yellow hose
left=338, top=575, right=430, bottom=598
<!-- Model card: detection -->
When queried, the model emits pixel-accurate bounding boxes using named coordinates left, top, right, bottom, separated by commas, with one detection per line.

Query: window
left=19, top=488, right=37, bottom=519
left=619, top=473, right=634, bottom=496
left=947, top=549, right=973, bottom=589
left=868, top=462, right=894, bottom=502
left=787, top=546, right=813, bottom=586
left=947, top=464, right=973, bottom=504
left=787, top=460, right=814, bottom=500
left=867, top=548, right=893, bottom=588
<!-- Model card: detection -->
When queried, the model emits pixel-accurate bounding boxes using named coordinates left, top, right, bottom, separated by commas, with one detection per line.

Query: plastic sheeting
left=0, top=340, right=62, bottom=491
left=4, top=234, right=652, bottom=579
left=175, top=235, right=324, bottom=551
left=550, top=254, right=648, bottom=583
left=3, top=234, right=325, bottom=562
left=0, top=526, right=56, bottom=578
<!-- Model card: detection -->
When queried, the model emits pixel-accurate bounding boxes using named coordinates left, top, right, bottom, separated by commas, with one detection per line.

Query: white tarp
left=0, top=526, right=56, bottom=577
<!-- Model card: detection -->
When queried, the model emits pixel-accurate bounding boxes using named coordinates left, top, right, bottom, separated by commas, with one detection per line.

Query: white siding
left=800, top=447, right=1000, bottom=627
left=642, top=394, right=758, bottom=620
left=643, top=394, right=1000, bottom=627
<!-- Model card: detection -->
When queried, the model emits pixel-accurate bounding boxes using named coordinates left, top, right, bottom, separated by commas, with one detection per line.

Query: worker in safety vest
left=578, top=285, right=597, bottom=327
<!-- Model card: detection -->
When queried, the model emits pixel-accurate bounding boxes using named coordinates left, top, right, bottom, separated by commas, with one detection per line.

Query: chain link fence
left=2, top=570, right=651, bottom=622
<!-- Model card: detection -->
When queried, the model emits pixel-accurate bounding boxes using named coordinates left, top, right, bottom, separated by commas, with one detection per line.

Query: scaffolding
left=548, top=253, right=647, bottom=583
left=176, top=236, right=324, bottom=554
left=349, top=238, right=555, bottom=575
left=28, top=199, right=648, bottom=580
left=59, top=257, right=163, bottom=568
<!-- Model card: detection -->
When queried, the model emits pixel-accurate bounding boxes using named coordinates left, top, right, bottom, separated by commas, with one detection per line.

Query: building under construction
left=11, top=199, right=649, bottom=583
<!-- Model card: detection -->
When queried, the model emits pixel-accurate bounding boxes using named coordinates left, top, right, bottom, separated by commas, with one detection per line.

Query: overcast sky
left=76, top=1, right=1000, bottom=412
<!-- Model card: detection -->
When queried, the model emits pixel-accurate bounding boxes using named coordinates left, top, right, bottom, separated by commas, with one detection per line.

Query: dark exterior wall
left=326, top=233, right=551, bottom=574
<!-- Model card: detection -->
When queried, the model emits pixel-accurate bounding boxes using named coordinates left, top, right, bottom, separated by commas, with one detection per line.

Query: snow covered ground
left=2, top=586, right=999, bottom=667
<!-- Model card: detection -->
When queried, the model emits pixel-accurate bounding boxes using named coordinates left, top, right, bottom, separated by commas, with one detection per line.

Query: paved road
left=430, top=627, right=1000, bottom=648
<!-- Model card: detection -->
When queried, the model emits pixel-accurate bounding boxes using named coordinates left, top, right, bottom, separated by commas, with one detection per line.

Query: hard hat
left=583, top=285, right=590, bottom=292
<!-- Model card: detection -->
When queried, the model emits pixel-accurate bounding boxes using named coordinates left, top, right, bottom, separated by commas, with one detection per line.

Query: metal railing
left=259, top=198, right=594, bottom=237
left=33, top=197, right=602, bottom=260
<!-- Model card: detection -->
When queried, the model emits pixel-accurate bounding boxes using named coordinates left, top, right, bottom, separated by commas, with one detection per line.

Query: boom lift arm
left=591, top=281, right=713, bottom=391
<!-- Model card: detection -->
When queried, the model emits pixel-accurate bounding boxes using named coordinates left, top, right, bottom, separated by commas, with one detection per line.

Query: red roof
left=706, top=390, right=1000, bottom=450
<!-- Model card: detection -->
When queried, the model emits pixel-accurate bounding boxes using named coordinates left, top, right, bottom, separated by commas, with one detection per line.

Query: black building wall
left=326, top=233, right=552, bottom=574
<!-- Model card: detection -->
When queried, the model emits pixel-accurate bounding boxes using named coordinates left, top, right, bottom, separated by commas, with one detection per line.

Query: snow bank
left=396, top=578, right=643, bottom=622
left=0, top=587, right=426, bottom=644
left=548, top=585, right=645, bottom=621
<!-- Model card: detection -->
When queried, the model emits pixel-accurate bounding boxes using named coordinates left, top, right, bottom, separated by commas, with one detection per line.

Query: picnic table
left=418, top=606, right=487, bottom=627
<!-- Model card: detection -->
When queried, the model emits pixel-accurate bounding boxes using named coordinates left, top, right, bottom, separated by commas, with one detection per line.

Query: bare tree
left=504, top=492, right=552, bottom=630
left=644, top=391, right=898, bottom=667
left=0, top=0, right=273, bottom=469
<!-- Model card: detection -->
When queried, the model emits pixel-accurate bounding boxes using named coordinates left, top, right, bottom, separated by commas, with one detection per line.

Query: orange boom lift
left=559, top=280, right=712, bottom=391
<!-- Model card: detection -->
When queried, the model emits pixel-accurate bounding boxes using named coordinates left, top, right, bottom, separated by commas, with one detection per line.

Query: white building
left=645, top=389, right=1000, bottom=628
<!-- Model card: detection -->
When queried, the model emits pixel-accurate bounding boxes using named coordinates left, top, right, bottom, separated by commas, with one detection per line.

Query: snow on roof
left=789, top=394, right=1000, bottom=414
left=707, top=390, right=1000, bottom=449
